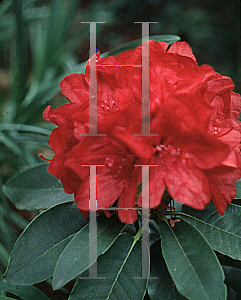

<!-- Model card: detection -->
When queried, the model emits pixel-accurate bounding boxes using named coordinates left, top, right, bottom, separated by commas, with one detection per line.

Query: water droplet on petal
left=212, top=127, right=220, bottom=136
left=170, top=149, right=176, bottom=155
left=106, top=157, right=114, bottom=168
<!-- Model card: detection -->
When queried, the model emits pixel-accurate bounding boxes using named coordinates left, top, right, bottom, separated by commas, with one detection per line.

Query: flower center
left=154, top=144, right=181, bottom=164
left=155, top=144, right=181, bottom=158
left=105, top=154, right=135, bottom=178
left=212, top=126, right=221, bottom=136
left=106, top=157, right=114, bottom=168
left=100, top=99, right=118, bottom=111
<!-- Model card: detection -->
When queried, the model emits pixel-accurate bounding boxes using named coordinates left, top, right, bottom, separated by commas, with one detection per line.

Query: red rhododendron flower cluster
left=43, top=41, right=241, bottom=224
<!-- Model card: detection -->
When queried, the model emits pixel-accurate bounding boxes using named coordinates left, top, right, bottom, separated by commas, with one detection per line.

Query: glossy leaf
left=2, top=163, right=74, bottom=210
left=235, top=180, right=241, bottom=198
left=53, top=214, right=126, bottom=290
left=69, top=233, right=146, bottom=300
left=3, top=202, right=87, bottom=285
left=181, top=202, right=241, bottom=260
left=0, top=280, right=50, bottom=300
left=159, top=219, right=226, bottom=300
left=148, top=240, right=185, bottom=300
left=101, top=34, right=181, bottom=57
left=223, top=266, right=241, bottom=294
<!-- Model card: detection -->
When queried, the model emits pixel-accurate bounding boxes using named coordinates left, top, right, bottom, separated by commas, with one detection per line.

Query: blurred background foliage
left=0, top=0, right=240, bottom=299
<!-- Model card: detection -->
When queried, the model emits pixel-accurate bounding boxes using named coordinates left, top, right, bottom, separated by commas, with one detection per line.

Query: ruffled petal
left=206, top=166, right=241, bottom=211
left=137, top=165, right=165, bottom=209
left=168, top=41, right=197, bottom=62
left=230, top=92, right=241, bottom=120
left=210, top=184, right=233, bottom=215
left=60, top=73, right=89, bottom=103
left=163, top=156, right=211, bottom=210
left=118, top=174, right=139, bottom=224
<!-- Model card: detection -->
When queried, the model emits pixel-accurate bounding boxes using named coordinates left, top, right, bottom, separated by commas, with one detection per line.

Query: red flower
left=43, top=40, right=241, bottom=223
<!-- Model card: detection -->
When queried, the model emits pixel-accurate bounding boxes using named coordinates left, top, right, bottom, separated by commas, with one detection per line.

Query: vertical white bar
left=80, top=164, right=105, bottom=279
left=89, top=165, right=97, bottom=278
left=89, top=23, right=97, bottom=136
left=134, top=165, right=158, bottom=280
left=141, top=23, right=150, bottom=136
left=81, top=22, right=105, bottom=137
left=141, top=165, right=150, bottom=279
left=134, top=22, right=158, bottom=137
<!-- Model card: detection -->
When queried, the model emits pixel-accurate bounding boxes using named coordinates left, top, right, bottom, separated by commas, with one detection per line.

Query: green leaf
left=3, top=202, right=87, bottom=285
left=0, top=123, right=51, bottom=146
left=0, top=242, right=10, bottom=267
left=0, top=297, right=16, bottom=300
left=13, top=0, right=28, bottom=105
left=148, top=240, right=185, bottom=300
left=53, top=214, right=126, bottom=290
left=235, top=180, right=241, bottom=198
left=0, top=280, right=50, bottom=300
left=181, top=202, right=241, bottom=260
left=223, top=266, right=241, bottom=294
left=159, top=218, right=226, bottom=300
left=101, top=34, right=181, bottom=58
left=69, top=233, right=147, bottom=300
left=2, top=163, right=74, bottom=210
left=0, top=123, right=51, bottom=137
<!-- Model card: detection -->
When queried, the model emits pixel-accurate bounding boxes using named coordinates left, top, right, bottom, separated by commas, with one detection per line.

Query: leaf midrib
left=106, top=236, right=138, bottom=300
left=54, top=217, right=125, bottom=286
left=6, top=232, right=77, bottom=278
left=163, top=222, right=210, bottom=300
left=180, top=212, right=241, bottom=239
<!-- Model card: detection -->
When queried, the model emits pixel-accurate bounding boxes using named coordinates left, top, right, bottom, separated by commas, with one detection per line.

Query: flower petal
left=167, top=41, right=197, bottom=62
left=163, top=156, right=211, bottom=209
left=118, top=174, right=139, bottom=224
left=60, top=73, right=89, bottom=104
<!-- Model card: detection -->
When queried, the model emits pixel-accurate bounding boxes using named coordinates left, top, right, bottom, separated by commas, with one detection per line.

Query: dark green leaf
left=3, top=202, right=87, bottom=285
left=3, top=163, right=74, bottom=210
left=13, top=0, right=28, bottom=105
left=69, top=233, right=147, bottom=300
left=160, top=219, right=226, bottom=300
left=223, top=266, right=241, bottom=294
left=0, top=280, right=50, bottom=300
left=0, top=243, right=10, bottom=267
left=235, top=180, right=241, bottom=198
left=101, top=34, right=181, bottom=58
left=53, top=214, right=126, bottom=290
left=148, top=240, right=185, bottom=300
left=0, top=296, right=16, bottom=300
left=0, top=124, right=51, bottom=137
left=181, top=202, right=241, bottom=260
left=0, top=124, right=51, bottom=146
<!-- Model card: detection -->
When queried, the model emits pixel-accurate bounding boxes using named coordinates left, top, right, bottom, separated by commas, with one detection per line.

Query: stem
left=163, top=210, right=182, bottom=215
left=134, top=226, right=143, bottom=242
